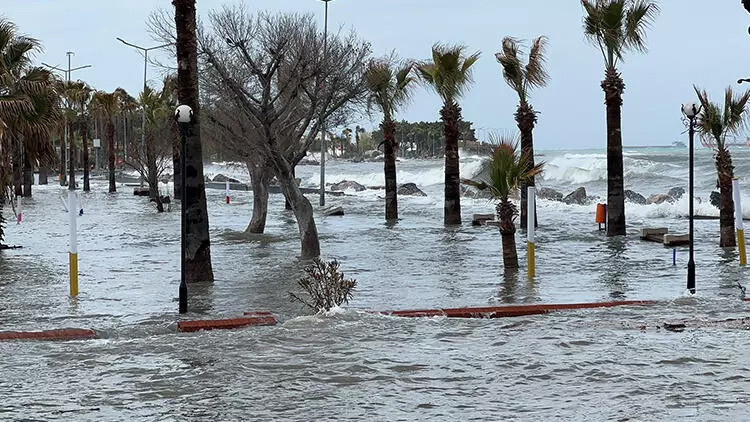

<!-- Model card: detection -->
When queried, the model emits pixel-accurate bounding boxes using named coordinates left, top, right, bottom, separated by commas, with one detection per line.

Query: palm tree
left=463, top=140, right=543, bottom=268
left=582, top=0, right=659, bottom=236
left=91, top=90, right=121, bottom=193
left=0, top=19, right=60, bottom=240
left=173, top=0, right=214, bottom=283
left=694, top=86, right=750, bottom=247
left=417, top=44, right=480, bottom=225
left=365, top=57, right=416, bottom=221
left=495, top=36, right=549, bottom=229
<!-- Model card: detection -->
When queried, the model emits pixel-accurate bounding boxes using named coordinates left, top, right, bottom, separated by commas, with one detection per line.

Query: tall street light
left=42, top=53, right=92, bottom=188
left=174, top=104, right=192, bottom=314
left=682, top=102, right=701, bottom=294
left=319, top=0, right=332, bottom=206
left=117, top=37, right=173, bottom=186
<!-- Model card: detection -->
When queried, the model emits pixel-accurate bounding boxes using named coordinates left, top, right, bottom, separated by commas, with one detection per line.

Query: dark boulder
left=398, top=183, right=427, bottom=196
left=563, top=187, right=588, bottom=205
left=668, top=187, right=685, bottom=200
left=330, top=180, right=366, bottom=192
left=647, top=194, right=672, bottom=205
left=624, top=189, right=648, bottom=205
left=537, top=187, right=563, bottom=201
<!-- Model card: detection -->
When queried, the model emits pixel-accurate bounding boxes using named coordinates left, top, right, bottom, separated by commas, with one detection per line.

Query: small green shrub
left=289, top=258, right=356, bottom=312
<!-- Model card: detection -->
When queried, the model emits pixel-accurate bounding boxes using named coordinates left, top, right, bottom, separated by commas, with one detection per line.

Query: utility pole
left=116, top=38, right=172, bottom=187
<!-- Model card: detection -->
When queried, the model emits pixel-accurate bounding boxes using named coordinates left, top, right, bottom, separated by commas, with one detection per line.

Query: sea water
left=1, top=147, right=749, bottom=420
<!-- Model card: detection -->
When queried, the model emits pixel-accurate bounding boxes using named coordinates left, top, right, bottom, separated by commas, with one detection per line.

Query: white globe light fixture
left=681, top=102, right=700, bottom=119
left=175, top=104, right=193, bottom=124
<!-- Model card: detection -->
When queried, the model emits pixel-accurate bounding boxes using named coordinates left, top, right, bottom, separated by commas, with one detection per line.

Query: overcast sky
left=3, top=1, right=750, bottom=149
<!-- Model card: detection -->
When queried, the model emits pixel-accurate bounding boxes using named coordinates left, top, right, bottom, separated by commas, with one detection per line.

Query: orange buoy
left=595, top=203, right=606, bottom=224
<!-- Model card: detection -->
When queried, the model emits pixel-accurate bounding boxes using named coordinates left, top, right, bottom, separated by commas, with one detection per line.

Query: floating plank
left=381, top=300, right=656, bottom=319
left=0, top=328, right=96, bottom=341
left=178, top=315, right=277, bottom=333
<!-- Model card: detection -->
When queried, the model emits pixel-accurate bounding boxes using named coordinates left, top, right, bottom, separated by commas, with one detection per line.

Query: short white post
left=69, top=190, right=78, bottom=296
left=733, top=178, right=746, bottom=266
left=225, top=179, right=230, bottom=204
left=527, top=186, right=536, bottom=278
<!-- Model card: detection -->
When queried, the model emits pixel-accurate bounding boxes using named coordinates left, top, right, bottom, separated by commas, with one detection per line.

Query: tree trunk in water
left=146, top=135, right=164, bottom=213
left=22, top=148, right=33, bottom=197
left=82, top=118, right=90, bottom=192
left=716, top=148, right=736, bottom=247
left=174, top=0, right=214, bottom=282
left=497, top=199, right=519, bottom=269
left=108, top=120, right=116, bottom=193
left=278, top=166, right=320, bottom=259
left=441, top=101, right=462, bottom=225
left=13, top=143, right=23, bottom=197
left=383, top=118, right=398, bottom=221
left=501, top=231, right=519, bottom=270
left=60, top=130, right=66, bottom=186
left=246, top=162, right=271, bottom=233
left=284, top=167, right=294, bottom=211
left=516, top=101, right=537, bottom=229
left=602, top=67, right=626, bottom=236
left=39, top=167, right=48, bottom=185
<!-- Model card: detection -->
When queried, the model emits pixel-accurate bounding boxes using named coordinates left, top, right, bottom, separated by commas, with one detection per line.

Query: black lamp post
left=174, top=104, right=192, bottom=313
left=681, top=102, right=701, bottom=294
left=319, top=0, right=333, bottom=207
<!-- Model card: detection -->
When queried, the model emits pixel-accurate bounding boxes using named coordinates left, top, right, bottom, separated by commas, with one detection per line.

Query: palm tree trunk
left=602, top=66, right=626, bottom=236
left=383, top=118, right=398, bottom=221
left=246, top=161, right=271, bottom=233
left=516, top=101, right=537, bottom=229
left=39, top=166, right=48, bottom=185
left=441, top=101, right=462, bottom=225
left=82, top=118, right=90, bottom=192
left=68, top=121, right=76, bottom=189
left=716, top=148, right=736, bottom=247
left=13, top=141, right=23, bottom=197
left=108, top=120, right=116, bottom=193
left=498, top=199, right=519, bottom=269
left=22, top=147, right=33, bottom=197
left=60, top=130, right=66, bottom=186
left=174, top=0, right=214, bottom=282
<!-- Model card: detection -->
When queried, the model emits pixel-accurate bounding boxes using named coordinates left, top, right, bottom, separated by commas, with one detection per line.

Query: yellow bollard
left=527, top=186, right=536, bottom=278
left=69, top=189, right=79, bottom=296
left=69, top=252, right=78, bottom=296
left=732, top=178, right=747, bottom=266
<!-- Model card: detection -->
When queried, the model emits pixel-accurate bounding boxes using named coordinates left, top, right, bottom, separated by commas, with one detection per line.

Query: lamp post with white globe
left=682, top=102, right=701, bottom=294
left=175, top=104, right=193, bottom=313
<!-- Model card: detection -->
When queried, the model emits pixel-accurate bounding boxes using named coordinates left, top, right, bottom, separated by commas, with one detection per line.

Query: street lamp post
left=42, top=53, right=91, bottom=188
left=174, top=104, right=192, bottom=314
left=117, top=38, right=172, bottom=187
left=682, top=102, right=702, bottom=294
left=319, top=0, right=332, bottom=207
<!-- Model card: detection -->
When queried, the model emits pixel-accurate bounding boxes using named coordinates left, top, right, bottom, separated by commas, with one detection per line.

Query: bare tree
left=198, top=7, right=369, bottom=258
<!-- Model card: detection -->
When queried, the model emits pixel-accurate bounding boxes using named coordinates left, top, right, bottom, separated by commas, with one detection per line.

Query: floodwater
left=1, top=147, right=749, bottom=421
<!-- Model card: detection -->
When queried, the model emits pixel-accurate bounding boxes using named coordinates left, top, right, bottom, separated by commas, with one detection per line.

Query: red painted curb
left=0, top=328, right=96, bottom=341
left=744, top=298, right=750, bottom=302
left=178, top=315, right=277, bottom=333
left=383, top=300, right=657, bottom=320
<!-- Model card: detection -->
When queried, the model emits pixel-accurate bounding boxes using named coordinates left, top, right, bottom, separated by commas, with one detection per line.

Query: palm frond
left=525, top=36, right=549, bottom=91
left=417, top=43, right=479, bottom=104
left=582, top=0, right=658, bottom=68
left=624, top=0, right=659, bottom=53
left=694, top=85, right=750, bottom=151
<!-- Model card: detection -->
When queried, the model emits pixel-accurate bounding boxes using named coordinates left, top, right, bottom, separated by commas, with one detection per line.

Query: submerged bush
left=289, top=258, right=356, bottom=312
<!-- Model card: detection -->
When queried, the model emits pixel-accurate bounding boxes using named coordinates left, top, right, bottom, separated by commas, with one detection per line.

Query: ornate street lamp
left=681, top=102, right=702, bottom=294
left=174, top=104, right=193, bottom=313
left=319, top=0, right=333, bottom=206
